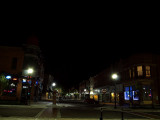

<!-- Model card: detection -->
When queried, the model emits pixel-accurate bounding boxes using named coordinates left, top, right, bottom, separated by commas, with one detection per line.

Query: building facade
left=42, top=74, right=54, bottom=99
left=0, top=37, right=44, bottom=103
left=0, top=46, right=24, bottom=100
left=83, top=53, right=160, bottom=106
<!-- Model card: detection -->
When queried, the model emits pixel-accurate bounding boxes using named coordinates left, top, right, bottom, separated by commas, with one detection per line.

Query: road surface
left=0, top=100, right=160, bottom=120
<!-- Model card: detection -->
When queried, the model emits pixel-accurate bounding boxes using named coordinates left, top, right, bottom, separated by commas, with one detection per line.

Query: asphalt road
left=0, top=107, right=42, bottom=117
left=0, top=101, right=160, bottom=119
left=58, top=103, right=147, bottom=119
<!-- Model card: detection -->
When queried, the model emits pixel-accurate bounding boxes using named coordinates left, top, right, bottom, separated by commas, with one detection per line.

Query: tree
left=0, top=74, right=9, bottom=96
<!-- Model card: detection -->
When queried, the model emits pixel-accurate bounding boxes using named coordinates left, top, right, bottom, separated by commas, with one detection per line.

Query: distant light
left=23, top=86, right=28, bottom=89
left=35, top=81, right=38, bottom=85
left=28, top=68, right=33, bottom=74
left=6, top=75, right=11, bottom=79
left=13, top=78, right=17, bottom=80
left=23, top=79, right=26, bottom=83
left=90, top=91, right=94, bottom=94
left=84, top=89, right=86, bottom=92
left=111, top=92, right=115, bottom=97
left=10, top=83, right=15, bottom=87
left=52, top=83, right=56, bottom=87
left=112, top=74, right=118, bottom=80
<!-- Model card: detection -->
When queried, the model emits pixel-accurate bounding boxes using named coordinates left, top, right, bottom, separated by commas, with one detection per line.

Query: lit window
left=137, top=66, right=143, bottom=76
left=133, top=90, right=139, bottom=100
left=124, top=87, right=130, bottom=100
left=146, top=66, right=151, bottom=77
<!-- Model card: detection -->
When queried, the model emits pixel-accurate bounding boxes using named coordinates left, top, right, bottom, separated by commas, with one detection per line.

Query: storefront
left=124, top=85, right=152, bottom=105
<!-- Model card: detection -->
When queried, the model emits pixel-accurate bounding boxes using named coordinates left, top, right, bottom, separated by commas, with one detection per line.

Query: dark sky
left=36, top=25, right=159, bottom=89
left=1, top=10, right=159, bottom=89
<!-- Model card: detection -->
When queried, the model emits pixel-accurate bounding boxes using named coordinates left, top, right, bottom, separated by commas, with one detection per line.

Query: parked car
left=84, top=98, right=99, bottom=104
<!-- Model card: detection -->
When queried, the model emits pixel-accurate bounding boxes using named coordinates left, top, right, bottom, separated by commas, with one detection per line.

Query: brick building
left=0, top=37, right=44, bottom=103
left=83, top=53, right=160, bottom=106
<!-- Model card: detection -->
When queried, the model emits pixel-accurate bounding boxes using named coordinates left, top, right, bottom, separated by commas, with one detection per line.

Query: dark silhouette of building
left=0, top=36, right=44, bottom=103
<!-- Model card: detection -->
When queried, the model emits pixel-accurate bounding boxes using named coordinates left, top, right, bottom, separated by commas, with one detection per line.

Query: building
left=0, top=36, right=44, bottom=103
left=0, top=46, right=24, bottom=101
left=79, top=80, right=90, bottom=100
left=22, top=36, right=44, bottom=101
left=42, top=73, right=54, bottom=99
left=86, top=53, right=160, bottom=106
left=121, top=53, right=160, bottom=106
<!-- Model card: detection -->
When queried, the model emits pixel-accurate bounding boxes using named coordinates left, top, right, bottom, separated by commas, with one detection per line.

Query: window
left=124, top=86, right=132, bottom=100
left=143, top=85, right=152, bottom=101
left=133, top=67, right=135, bottom=78
left=137, top=66, right=143, bottom=76
left=124, top=86, right=139, bottom=101
left=133, top=90, right=139, bottom=100
left=11, top=57, right=17, bottom=70
left=129, top=69, right=131, bottom=78
left=146, top=66, right=151, bottom=77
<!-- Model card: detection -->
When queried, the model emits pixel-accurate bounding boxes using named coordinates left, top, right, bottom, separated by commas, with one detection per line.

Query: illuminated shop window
left=124, top=87, right=129, bottom=100
left=137, top=66, right=143, bottom=76
left=124, top=86, right=139, bottom=101
left=143, top=85, right=152, bottom=101
left=133, top=90, right=139, bottom=100
left=146, top=66, right=151, bottom=77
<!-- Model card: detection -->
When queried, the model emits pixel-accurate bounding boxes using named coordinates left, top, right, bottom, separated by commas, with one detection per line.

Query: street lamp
left=27, top=68, right=33, bottom=74
left=27, top=68, right=33, bottom=105
left=112, top=73, right=118, bottom=109
left=52, top=82, right=56, bottom=87
left=52, top=82, right=56, bottom=105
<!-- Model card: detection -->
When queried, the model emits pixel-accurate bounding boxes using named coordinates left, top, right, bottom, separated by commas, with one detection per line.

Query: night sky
left=1, top=11, right=159, bottom=89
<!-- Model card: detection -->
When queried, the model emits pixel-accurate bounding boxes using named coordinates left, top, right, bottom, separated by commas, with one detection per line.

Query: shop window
left=133, top=90, right=139, bottom=100
left=143, top=86, right=152, bottom=101
left=124, top=87, right=130, bottom=100
left=146, top=66, right=151, bottom=77
left=124, top=86, right=139, bottom=101
left=137, top=66, right=143, bottom=76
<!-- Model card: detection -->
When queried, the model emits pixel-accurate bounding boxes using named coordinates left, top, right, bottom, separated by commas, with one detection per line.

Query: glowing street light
left=52, top=82, right=56, bottom=87
left=112, top=73, right=118, bottom=109
left=26, top=68, right=34, bottom=105
left=112, top=74, right=118, bottom=80
left=52, top=82, right=56, bottom=105
left=27, top=68, right=33, bottom=74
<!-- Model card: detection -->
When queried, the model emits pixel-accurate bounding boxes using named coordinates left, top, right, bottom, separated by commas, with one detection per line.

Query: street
left=0, top=100, right=160, bottom=120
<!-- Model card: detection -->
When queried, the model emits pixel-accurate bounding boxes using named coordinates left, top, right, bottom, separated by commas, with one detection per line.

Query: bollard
left=121, top=107, right=124, bottom=120
left=100, top=107, right=103, bottom=120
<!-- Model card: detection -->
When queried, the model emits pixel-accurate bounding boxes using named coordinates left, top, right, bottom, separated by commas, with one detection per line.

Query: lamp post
left=27, top=68, right=33, bottom=105
left=112, top=73, right=118, bottom=109
left=52, top=82, right=56, bottom=105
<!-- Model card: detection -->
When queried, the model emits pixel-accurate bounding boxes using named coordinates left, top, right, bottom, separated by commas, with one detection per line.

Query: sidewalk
left=99, top=102, right=160, bottom=112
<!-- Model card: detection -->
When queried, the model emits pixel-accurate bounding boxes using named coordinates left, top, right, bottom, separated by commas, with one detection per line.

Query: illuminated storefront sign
left=6, top=75, right=11, bottom=79
left=13, top=78, right=17, bottom=80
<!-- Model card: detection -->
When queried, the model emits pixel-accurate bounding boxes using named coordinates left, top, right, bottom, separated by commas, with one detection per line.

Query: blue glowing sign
left=6, top=76, right=11, bottom=79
